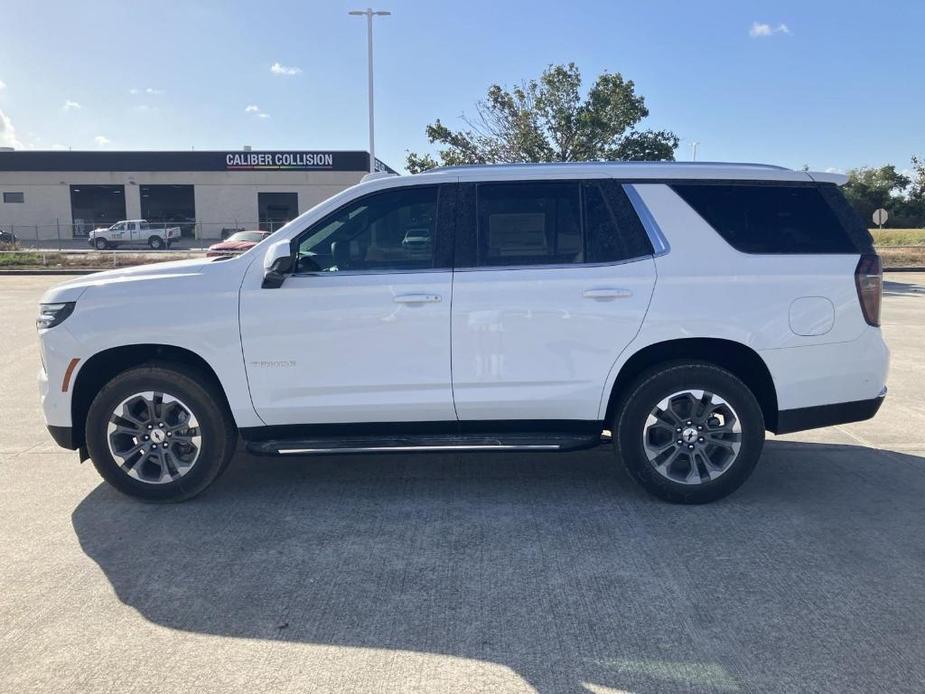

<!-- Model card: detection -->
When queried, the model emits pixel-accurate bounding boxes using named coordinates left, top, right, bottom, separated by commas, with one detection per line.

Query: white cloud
left=130, top=87, right=165, bottom=96
left=94, top=135, right=111, bottom=147
left=825, top=167, right=845, bottom=174
left=63, top=99, right=82, bottom=111
left=0, top=107, right=24, bottom=149
left=0, top=79, right=6, bottom=91
left=749, top=21, right=791, bottom=38
left=245, top=104, right=271, bottom=119
left=51, top=143, right=68, bottom=150
left=270, top=61, right=302, bottom=76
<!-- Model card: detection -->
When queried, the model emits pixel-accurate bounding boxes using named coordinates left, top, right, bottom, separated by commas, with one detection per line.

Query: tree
left=405, top=63, right=678, bottom=173
left=842, top=165, right=911, bottom=226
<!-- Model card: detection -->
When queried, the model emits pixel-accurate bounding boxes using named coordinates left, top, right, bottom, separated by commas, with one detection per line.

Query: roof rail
left=361, top=171, right=399, bottom=183
left=422, top=161, right=791, bottom=173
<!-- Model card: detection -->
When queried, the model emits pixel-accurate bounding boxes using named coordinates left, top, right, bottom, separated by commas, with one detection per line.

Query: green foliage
left=843, top=161, right=925, bottom=228
left=405, top=63, right=678, bottom=173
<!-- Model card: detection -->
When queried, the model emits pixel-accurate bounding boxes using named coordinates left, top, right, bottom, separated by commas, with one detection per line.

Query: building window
left=140, top=184, right=196, bottom=237
left=70, top=185, right=126, bottom=236
left=3, top=192, right=24, bottom=203
left=258, top=192, right=299, bottom=231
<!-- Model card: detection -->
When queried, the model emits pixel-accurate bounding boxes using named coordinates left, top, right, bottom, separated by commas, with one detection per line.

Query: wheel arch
left=71, top=344, right=233, bottom=449
left=603, top=338, right=779, bottom=432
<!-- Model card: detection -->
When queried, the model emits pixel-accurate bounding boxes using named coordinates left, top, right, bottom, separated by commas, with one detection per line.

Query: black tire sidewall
left=94, top=238, right=107, bottom=250
left=149, top=236, right=163, bottom=250
left=615, top=362, right=765, bottom=504
left=85, top=365, right=234, bottom=502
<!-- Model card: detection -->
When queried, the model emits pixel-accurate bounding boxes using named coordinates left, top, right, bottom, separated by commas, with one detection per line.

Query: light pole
left=690, top=141, right=700, bottom=161
left=349, top=8, right=391, bottom=173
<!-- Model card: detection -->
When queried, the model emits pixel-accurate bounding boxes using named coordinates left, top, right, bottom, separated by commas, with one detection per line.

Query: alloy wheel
left=106, top=391, right=202, bottom=484
left=642, top=389, right=742, bottom=485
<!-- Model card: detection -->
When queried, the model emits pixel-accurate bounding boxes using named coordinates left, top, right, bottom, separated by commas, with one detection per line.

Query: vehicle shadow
left=72, top=441, right=925, bottom=693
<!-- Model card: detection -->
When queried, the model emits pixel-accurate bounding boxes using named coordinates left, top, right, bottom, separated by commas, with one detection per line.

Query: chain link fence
left=0, top=220, right=290, bottom=251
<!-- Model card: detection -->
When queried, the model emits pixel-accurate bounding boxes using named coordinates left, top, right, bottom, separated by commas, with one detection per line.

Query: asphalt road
left=1, top=274, right=924, bottom=694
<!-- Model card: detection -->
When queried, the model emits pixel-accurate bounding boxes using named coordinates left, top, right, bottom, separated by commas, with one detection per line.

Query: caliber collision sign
left=225, top=152, right=337, bottom=170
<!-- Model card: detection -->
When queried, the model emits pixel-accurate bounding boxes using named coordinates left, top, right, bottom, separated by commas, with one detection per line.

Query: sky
left=1, top=0, right=923, bottom=174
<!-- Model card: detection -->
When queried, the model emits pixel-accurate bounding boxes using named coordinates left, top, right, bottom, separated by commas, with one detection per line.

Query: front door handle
left=393, top=294, right=442, bottom=304
left=582, top=288, right=633, bottom=300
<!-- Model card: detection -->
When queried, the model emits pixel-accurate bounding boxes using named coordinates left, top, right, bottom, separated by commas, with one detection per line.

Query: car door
left=239, top=183, right=458, bottom=426
left=450, top=179, right=657, bottom=424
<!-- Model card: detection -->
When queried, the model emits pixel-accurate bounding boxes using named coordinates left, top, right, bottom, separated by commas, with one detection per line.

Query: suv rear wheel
left=148, top=236, right=164, bottom=250
left=614, top=361, right=765, bottom=504
left=85, top=363, right=236, bottom=502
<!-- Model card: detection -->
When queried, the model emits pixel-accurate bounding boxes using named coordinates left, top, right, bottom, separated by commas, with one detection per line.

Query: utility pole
left=349, top=8, right=391, bottom=173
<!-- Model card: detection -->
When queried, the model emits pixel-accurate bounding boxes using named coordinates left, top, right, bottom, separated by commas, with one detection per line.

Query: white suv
left=37, top=162, right=889, bottom=504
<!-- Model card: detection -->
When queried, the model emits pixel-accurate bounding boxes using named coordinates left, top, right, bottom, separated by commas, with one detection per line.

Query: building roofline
left=0, top=149, right=394, bottom=173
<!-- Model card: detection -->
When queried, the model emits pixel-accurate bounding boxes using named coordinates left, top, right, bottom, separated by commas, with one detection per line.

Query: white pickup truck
left=87, top=220, right=182, bottom=250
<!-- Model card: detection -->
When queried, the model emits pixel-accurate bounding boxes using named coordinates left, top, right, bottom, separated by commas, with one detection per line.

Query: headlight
left=36, top=302, right=75, bottom=330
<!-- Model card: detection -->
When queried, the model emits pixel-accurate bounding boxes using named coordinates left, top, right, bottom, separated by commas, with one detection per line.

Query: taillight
left=855, top=254, right=882, bottom=327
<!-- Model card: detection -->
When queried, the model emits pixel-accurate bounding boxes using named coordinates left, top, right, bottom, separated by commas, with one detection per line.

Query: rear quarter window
left=671, top=183, right=872, bottom=254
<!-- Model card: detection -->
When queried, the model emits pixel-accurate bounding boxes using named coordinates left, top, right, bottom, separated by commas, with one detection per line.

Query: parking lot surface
left=1, top=274, right=924, bottom=694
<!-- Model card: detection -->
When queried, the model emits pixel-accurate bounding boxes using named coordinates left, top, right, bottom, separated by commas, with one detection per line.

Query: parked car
left=206, top=230, right=269, bottom=257
left=37, top=162, right=888, bottom=504
left=88, top=220, right=181, bottom=250
left=0, top=228, right=17, bottom=247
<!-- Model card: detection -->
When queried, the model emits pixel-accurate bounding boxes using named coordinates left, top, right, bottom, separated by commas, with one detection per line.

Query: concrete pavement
left=1, top=274, right=924, bottom=693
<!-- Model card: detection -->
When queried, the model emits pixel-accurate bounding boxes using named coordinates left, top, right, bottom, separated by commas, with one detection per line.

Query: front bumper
left=47, top=424, right=77, bottom=449
left=773, top=388, right=886, bottom=435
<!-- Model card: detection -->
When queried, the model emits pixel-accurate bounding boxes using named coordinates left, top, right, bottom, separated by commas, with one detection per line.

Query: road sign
left=872, top=208, right=888, bottom=227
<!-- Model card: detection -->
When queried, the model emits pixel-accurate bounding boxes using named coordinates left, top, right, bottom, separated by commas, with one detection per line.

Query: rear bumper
left=773, top=389, right=886, bottom=434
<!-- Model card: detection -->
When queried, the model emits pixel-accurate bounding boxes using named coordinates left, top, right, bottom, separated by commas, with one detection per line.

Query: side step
left=245, top=432, right=604, bottom=457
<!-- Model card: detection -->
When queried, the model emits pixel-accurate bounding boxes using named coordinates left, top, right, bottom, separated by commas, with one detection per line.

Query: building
left=0, top=149, right=392, bottom=240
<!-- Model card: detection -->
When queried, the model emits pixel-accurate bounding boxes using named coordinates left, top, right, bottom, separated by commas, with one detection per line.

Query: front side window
left=296, top=186, right=438, bottom=273
left=476, top=182, right=582, bottom=266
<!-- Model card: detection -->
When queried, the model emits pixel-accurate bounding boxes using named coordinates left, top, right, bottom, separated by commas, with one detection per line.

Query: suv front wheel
left=85, top=363, right=236, bottom=502
left=614, top=361, right=765, bottom=504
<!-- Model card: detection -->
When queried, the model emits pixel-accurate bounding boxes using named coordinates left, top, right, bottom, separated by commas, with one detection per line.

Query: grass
left=0, top=252, right=45, bottom=267
left=869, top=228, right=925, bottom=247
left=0, top=250, right=203, bottom=269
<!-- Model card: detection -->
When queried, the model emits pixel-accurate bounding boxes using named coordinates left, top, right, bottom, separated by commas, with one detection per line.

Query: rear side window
left=672, top=183, right=868, bottom=254
left=583, top=180, right=654, bottom=262
left=476, top=182, right=582, bottom=266
left=470, top=180, right=654, bottom=267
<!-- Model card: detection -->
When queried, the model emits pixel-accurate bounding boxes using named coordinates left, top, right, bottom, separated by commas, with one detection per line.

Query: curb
left=0, top=269, right=102, bottom=275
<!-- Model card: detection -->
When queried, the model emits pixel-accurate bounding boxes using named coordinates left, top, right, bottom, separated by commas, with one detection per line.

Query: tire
left=148, top=236, right=164, bottom=250
left=85, top=363, right=237, bottom=502
left=613, top=361, right=765, bottom=504
left=94, top=237, right=108, bottom=250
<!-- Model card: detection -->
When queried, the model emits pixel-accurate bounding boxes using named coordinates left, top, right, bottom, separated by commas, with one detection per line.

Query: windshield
left=227, top=231, right=266, bottom=243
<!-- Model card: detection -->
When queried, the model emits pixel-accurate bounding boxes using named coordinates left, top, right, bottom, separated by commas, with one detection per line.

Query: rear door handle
left=582, top=288, right=632, bottom=300
left=393, top=294, right=442, bottom=304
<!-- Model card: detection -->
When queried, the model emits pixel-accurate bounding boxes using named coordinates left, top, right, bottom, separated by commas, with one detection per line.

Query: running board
left=245, top=433, right=603, bottom=457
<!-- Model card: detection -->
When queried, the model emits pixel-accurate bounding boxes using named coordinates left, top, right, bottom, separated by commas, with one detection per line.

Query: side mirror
left=262, top=240, right=294, bottom=289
